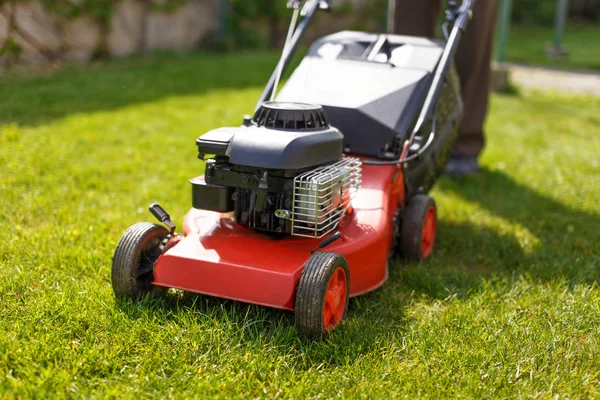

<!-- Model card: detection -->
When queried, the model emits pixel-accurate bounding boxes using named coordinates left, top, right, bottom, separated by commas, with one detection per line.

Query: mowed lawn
left=506, top=23, right=600, bottom=71
left=1, top=53, right=599, bottom=398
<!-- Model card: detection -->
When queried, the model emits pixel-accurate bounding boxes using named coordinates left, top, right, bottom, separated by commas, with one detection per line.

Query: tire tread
left=295, top=252, right=350, bottom=336
left=399, top=195, right=437, bottom=261
left=112, top=222, right=168, bottom=298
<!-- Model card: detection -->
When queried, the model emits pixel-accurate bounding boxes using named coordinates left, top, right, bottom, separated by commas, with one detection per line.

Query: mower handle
left=256, top=0, right=326, bottom=111
left=407, top=0, right=475, bottom=148
left=365, top=0, right=477, bottom=166
left=286, top=0, right=330, bottom=13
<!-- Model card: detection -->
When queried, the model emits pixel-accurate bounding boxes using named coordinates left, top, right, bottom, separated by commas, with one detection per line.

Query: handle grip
left=149, top=203, right=176, bottom=232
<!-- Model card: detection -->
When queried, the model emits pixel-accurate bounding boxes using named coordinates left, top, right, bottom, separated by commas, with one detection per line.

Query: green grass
left=1, top=52, right=600, bottom=399
left=506, top=22, right=600, bottom=70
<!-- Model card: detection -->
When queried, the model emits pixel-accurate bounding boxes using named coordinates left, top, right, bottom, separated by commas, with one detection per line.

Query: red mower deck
left=153, top=164, right=403, bottom=310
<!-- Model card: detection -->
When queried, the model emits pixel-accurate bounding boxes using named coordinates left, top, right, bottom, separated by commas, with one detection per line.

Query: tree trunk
left=0, top=4, right=61, bottom=61
left=7, top=1, right=15, bottom=38
left=92, top=21, right=109, bottom=60
left=0, top=2, right=17, bottom=67
left=139, top=0, right=150, bottom=57
left=264, top=0, right=281, bottom=49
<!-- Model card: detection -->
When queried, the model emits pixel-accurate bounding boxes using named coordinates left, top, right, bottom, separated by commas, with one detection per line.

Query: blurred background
left=0, top=0, right=598, bottom=71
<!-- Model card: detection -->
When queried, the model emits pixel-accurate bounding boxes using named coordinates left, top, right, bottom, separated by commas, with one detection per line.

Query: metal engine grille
left=292, top=157, right=362, bottom=238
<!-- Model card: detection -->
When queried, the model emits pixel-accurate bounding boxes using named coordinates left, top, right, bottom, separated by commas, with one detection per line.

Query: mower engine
left=191, top=102, right=361, bottom=238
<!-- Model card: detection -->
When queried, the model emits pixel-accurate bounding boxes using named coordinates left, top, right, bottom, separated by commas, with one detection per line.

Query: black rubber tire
left=295, top=252, right=350, bottom=336
left=391, top=206, right=403, bottom=257
left=399, top=194, right=437, bottom=261
left=111, top=222, right=168, bottom=299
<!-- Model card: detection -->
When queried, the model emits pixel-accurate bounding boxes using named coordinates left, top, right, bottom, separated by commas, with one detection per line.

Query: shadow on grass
left=0, top=52, right=282, bottom=126
left=398, top=167, right=598, bottom=301
left=438, top=168, right=598, bottom=280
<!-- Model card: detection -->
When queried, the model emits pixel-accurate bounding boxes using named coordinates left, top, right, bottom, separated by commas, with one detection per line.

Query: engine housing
left=191, top=102, right=361, bottom=237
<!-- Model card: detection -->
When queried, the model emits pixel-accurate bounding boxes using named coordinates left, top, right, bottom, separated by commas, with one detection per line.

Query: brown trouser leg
left=393, top=0, right=499, bottom=157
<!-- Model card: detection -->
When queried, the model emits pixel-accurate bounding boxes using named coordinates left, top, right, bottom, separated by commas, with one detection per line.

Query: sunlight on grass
left=507, top=23, right=600, bottom=70
left=1, top=53, right=599, bottom=398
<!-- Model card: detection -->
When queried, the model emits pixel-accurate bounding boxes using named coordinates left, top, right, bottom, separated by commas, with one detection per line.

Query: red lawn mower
left=112, top=0, right=475, bottom=335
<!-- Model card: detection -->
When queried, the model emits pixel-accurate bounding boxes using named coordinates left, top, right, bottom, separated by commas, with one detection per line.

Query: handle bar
left=255, top=0, right=329, bottom=111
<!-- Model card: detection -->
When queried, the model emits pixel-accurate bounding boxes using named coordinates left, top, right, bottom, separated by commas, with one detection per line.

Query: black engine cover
left=196, top=103, right=343, bottom=171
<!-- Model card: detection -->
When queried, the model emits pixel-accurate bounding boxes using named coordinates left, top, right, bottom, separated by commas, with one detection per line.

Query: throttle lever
left=311, top=232, right=342, bottom=255
left=149, top=203, right=176, bottom=234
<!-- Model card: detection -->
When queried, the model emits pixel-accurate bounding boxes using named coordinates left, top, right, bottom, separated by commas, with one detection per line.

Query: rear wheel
left=295, top=252, right=350, bottom=336
left=400, top=195, right=437, bottom=261
left=112, top=222, right=169, bottom=299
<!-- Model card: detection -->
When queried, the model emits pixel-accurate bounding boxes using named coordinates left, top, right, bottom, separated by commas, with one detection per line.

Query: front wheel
left=111, top=222, right=169, bottom=299
left=295, top=252, right=350, bottom=336
left=399, top=195, right=437, bottom=261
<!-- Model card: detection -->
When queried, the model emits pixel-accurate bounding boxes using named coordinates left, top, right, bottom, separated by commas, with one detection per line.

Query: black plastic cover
left=276, top=31, right=447, bottom=158
left=191, top=177, right=234, bottom=212
left=196, top=128, right=236, bottom=156
left=227, top=126, right=343, bottom=170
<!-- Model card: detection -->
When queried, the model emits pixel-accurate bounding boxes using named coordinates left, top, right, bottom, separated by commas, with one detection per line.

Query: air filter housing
left=253, top=102, right=330, bottom=131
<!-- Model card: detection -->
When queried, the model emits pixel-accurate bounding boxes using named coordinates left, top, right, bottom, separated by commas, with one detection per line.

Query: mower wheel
left=112, top=222, right=168, bottom=299
left=400, top=194, right=437, bottom=261
left=295, top=252, right=350, bottom=336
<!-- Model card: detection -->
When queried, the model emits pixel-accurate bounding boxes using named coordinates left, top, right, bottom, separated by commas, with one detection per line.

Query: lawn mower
left=111, top=0, right=475, bottom=336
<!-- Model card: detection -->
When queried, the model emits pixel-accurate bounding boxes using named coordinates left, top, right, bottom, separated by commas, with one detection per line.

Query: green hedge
left=216, top=0, right=599, bottom=51
left=512, top=0, right=600, bottom=24
left=2, top=0, right=597, bottom=62
left=205, top=0, right=387, bottom=51
left=512, top=0, right=561, bottom=25
left=0, top=0, right=188, bottom=25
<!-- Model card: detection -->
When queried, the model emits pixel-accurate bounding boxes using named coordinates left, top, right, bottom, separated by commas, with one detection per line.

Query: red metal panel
left=153, top=164, right=405, bottom=311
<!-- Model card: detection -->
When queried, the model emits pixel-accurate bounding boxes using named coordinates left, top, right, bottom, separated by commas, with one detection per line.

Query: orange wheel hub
left=323, top=267, right=347, bottom=330
left=421, top=206, right=437, bottom=258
